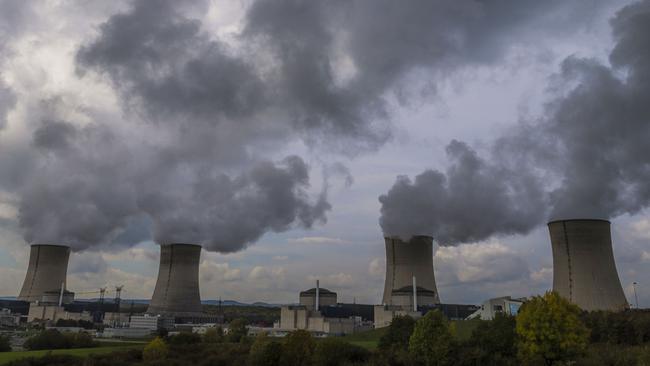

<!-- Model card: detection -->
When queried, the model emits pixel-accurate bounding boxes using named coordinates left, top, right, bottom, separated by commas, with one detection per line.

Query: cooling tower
left=147, top=243, right=203, bottom=316
left=548, top=219, right=628, bottom=311
left=382, top=236, right=440, bottom=306
left=18, top=244, right=70, bottom=302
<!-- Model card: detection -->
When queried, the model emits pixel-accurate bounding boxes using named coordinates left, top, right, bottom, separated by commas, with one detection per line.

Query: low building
left=129, top=314, right=175, bottom=331
left=27, top=305, right=92, bottom=323
left=101, top=327, right=153, bottom=339
left=103, top=312, right=131, bottom=328
left=279, top=284, right=372, bottom=335
left=374, top=305, right=422, bottom=328
left=0, top=308, right=21, bottom=327
left=467, top=296, right=525, bottom=320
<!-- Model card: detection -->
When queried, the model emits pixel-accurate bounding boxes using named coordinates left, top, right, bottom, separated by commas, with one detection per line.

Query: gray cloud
left=0, top=0, right=626, bottom=253
left=380, top=0, right=650, bottom=244
left=379, top=140, right=546, bottom=245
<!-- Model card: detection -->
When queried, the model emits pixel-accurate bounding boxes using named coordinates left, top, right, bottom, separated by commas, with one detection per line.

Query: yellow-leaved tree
left=142, top=336, right=169, bottom=362
left=516, top=291, right=589, bottom=365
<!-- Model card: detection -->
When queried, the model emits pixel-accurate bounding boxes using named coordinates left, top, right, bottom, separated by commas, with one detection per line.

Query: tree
left=408, top=310, right=455, bottom=366
left=281, top=329, right=316, bottom=366
left=0, top=335, right=11, bottom=352
left=378, top=315, right=416, bottom=353
left=464, top=314, right=517, bottom=366
left=227, top=318, right=249, bottom=343
left=313, top=337, right=370, bottom=366
left=203, top=327, right=224, bottom=343
left=142, top=337, right=169, bottom=362
left=516, top=291, right=589, bottom=365
left=248, top=332, right=282, bottom=366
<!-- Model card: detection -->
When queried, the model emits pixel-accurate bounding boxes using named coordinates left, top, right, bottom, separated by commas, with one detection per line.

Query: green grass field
left=0, top=344, right=145, bottom=365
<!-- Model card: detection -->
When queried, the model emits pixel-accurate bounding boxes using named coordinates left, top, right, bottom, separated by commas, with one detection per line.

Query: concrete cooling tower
left=147, top=243, right=203, bottom=316
left=382, top=236, right=440, bottom=306
left=548, top=219, right=628, bottom=311
left=18, top=244, right=71, bottom=302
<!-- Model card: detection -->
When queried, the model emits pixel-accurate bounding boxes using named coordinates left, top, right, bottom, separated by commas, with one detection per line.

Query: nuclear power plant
left=18, top=244, right=71, bottom=302
left=147, top=243, right=204, bottom=317
left=548, top=219, right=629, bottom=311
left=382, top=235, right=440, bottom=306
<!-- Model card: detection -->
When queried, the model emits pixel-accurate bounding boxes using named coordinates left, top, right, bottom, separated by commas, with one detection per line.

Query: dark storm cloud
left=3, top=0, right=623, bottom=252
left=141, top=155, right=330, bottom=252
left=380, top=0, right=650, bottom=244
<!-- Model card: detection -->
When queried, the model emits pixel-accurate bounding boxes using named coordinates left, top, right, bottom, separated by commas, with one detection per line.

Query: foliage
left=582, top=310, right=650, bottom=345
left=459, top=314, right=517, bottom=366
left=227, top=318, right=249, bottom=343
left=202, top=327, right=224, bottom=343
left=54, top=319, right=95, bottom=330
left=167, top=332, right=202, bottom=346
left=516, top=291, right=589, bottom=365
left=23, top=329, right=98, bottom=351
left=142, top=337, right=169, bottom=362
left=314, top=337, right=371, bottom=366
left=378, top=315, right=415, bottom=353
left=203, top=305, right=281, bottom=327
left=281, top=329, right=316, bottom=366
left=248, top=332, right=282, bottom=366
left=408, top=310, right=455, bottom=366
left=0, top=335, right=11, bottom=352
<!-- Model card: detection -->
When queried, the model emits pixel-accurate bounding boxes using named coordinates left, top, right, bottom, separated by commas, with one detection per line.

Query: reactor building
left=548, top=219, right=628, bottom=311
left=382, top=235, right=440, bottom=307
left=147, top=243, right=204, bottom=318
left=18, top=244, right=71, bottom=303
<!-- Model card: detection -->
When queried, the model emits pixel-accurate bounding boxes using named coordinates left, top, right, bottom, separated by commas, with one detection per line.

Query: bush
left=378, top=315, right=415, bottom=353
left=409, top=310, right=455, bottom=366
left=142, top=337, right=169, bottom=362
left=314, top=337, right=370, bottom=366
left=23, top=329, right=98, bottom=351
left=248, top=333, right=282, bottom=366
left=461, top=314, right=517, bottom=366
left=227, top=318, right=249, bottom=343
left=167, top=332, right=202, bottom=345
left=202, top=327, right=224, bottom=343
left=0, top=335, right=11, bottom=352
left=517, top=291, right=589, bottom=365
left=281, top=330, right=316, bottom=366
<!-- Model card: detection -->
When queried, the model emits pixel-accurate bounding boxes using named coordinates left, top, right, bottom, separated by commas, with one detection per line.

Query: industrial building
left=548, top=219, right=628, bottom=311
left=147, top=243, right=203, bottom=317
left=382, top=236, right=440, bottom=306
left=18, top=244, right=71, bottom=303
left=467, top=296, right=524, bottom=320
left=279, top=282, right=374, bottom=335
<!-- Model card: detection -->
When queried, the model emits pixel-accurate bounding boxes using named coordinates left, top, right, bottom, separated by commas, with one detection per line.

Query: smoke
left=0, top=0, right=625, bottom=252
left=379, top=140, right=546, bottom=245
left=380, top=0, right=650, bottom=244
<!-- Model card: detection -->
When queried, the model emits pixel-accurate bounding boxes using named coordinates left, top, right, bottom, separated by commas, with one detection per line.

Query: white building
left=467, top=296, right=525, bottom=320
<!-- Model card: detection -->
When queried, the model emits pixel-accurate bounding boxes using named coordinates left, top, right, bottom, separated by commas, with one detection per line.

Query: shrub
left=167, top=332, right=202, bottom=345
left=203, top=327, right=224, bottom=343
left=142, top=337, right=169, bottom=362
left=248, top=333, right=282, bottom=366
left=462, top=314, right=517, bottom=365
left=378, top=315, right=415, bottom=353
left=314, top=337, right=370, bottom=366
left=0, top=335, right=11, bottom=352
left=227, top=318, right=249, bottom=343
left=24, top=329, right=72, bottom=350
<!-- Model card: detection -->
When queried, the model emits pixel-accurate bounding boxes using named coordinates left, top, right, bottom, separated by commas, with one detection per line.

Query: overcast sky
left=0, top=0, right=649, bottom=307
